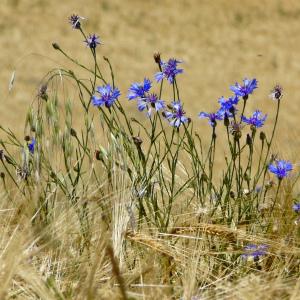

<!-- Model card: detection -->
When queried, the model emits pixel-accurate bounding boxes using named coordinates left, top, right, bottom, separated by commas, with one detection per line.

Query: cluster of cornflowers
left=198, top=78, right=294, bottom=181
left=91, top=55, right=190, bottom=128
left=67, top=15, right=189, bottom=128
left=198, top=78, right=263, bottom=128
left=73, top=13, right=293, bottom=184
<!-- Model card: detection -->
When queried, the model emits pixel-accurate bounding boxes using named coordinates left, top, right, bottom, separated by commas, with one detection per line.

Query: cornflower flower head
left=242, top=110, right=267, bottom=128
left=163, top=101, right=189, bottom=128
left=84, top=34, right=101, bottom=49
left=229, top=121, right=244, bottom=140
left=218, top=96, right=239, bottom=115
left=269, top=84, right=283, bottom=101
left=92, top=84, right=120, bottom=108
left=28, top=138, right=36, bottom=154
left=241, top=244, right=268, bottom=261
left=69, top=14, right=85, bottom=29
left=293, top=203, right=300, bottom=213
left=128, top=78, right=152, bottom=100
left=155, top=58, right=183, bottom=84
left=137, top=93, right=165, bottom=117
left=268, top=159, right=293, bottom=180
left=230, top=78, right=258, bottom=100
left=198, top=111, right=223, bottom=127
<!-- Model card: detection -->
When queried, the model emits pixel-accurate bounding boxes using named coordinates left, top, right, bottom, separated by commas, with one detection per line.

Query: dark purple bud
left=153, top=52, right=161, bottom=64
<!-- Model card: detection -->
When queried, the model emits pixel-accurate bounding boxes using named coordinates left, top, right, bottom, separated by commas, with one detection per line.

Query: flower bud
left=70, top=128, right=77, bottom=137
left=246, top=133, right=252, bottom=146
left=52, top=43, right=60, bottom=50
left=201, top=173, right=208, bottom=182
left=234, top=131, right=242, bottom=141
left=259, top=131, right=266, bottom=141
left=95, top=150, right=103, bottom=161
left=153, top=52, right=161, bottom=64
left=224, top=113, right=229, bottom=127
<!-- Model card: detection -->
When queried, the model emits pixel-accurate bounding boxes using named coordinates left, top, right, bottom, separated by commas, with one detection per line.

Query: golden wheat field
left=1, top=1, right=300, bottom=299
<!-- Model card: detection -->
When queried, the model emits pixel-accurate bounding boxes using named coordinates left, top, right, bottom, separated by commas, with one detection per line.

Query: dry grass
left=1, top=1, right=300, bottom=299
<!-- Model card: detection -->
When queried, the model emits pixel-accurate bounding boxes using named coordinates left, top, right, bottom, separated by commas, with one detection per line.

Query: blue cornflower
left=85, top=34, right=101, bottom=49
left=268, top=159, right=293, bottom=180
left=28, top=138, right=36, bottom=154
left=137, top=93, right=165, bottom=117
left=198, top=111, right=223, bottom=127
left=69, top=14, right=84, bottom=29
left=155, top=58, right=183, bottom=84
left=230, top=78, right=258, bottom=99
left=128, top=78, right=152, bottom=100
left=164, top=101, right=189, bottom=128
left=241, top=244, right=268, bottom=261
left=218, top=96, right=239, bottom=115
left=242, top=110, right=267, bottom=128
left=293, top=203, right=300, bottom=213
left=92, top=84, right=120, bottom=108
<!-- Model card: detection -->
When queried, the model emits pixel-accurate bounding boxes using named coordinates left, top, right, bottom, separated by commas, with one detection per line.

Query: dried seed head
left=132, top=136, right=143, bottom=146
left=230, top=191, right=235, bottom=199
left=24, top=135, right=31, bottom=142
left=229, top=121, right=243, bottom=140
left=38, top=84, right=48, bottom=101
left=270, top=84, right=283, bottom=101
left=0, top=172, right=5, bottom=179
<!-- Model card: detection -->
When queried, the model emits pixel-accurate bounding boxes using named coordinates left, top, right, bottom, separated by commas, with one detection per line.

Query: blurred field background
left=1, top=0, right=300, bottom=157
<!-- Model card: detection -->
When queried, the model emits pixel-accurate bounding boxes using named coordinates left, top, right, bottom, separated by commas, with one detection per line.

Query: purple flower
left=268, top=159, right=293, bottom=180
left=218, top=96, right=239, bottom=115
left=230, top=78, right=258, bottom=99
left=137, top=93, right=165, bottom=117
left=69, top=14, right=84, bottom=29
left=92, top=84, right=120, bottom=108
left=198, top=111, right=223, bottom=127
left=242, top=110, right=267, bottom=128
left=164, top=101, right=189, bottom=128
left=85, top=34, right=101, bottom=49
left=241, top=244, right=268, bottom=261
left=155, top=58, right=183, bottom=84
left=128, top=78, right=152, bottom=100
left=28, top=138, right=36, bottom=154
left=293, top=203, right=300, bottom=213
